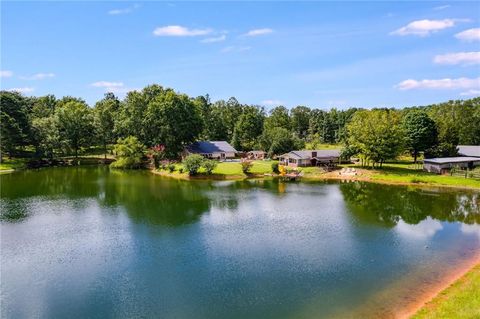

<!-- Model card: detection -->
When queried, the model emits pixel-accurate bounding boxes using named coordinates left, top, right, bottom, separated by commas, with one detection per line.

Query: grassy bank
left=412, top=264, right=480, bottom=319
left=0, top=158, right=27, bottom=171
left=153, top=160, right=480, bottom=189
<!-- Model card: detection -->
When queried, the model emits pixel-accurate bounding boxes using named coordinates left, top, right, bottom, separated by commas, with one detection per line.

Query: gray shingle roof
left=186, top=141, right=237, bottom=154
left=458, top=145, right=480, bottom=157
left=424, top=157, right=480, bottom=164
left=280, top=149, right=341, bottom=159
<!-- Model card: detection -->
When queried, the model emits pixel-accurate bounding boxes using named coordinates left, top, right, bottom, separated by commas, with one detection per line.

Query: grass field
left=412, top=264, right=480, bottom=319
left=166, top=160, right=274, bottom=177
left=349, top=162, right=480, bottom=189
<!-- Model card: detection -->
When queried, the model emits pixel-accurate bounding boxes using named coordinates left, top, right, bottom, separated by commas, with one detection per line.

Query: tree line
left=1, top=84, right=479, bottom=166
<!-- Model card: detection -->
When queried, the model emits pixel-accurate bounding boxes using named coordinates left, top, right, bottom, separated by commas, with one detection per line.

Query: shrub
left=271, top=162, right=279, bottom=174
left=203, top=159, right=217, bottom=175
left=179, top=167, right=184, bottom=174
left=183, top=154, right=204, bottom=175
left=110, top=136, right=146, bottom=169
left=241, top=160, right=253, bottom=174
left=167, top=163, right=176, bottom=173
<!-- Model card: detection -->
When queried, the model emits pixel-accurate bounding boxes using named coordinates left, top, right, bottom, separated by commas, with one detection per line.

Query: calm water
left=1, top=167, right=479, bottom=319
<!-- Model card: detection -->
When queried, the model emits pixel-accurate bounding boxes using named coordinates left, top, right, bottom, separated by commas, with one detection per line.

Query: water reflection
left=1, top=167, right=213, bottom=226
left=339, top=181, right=480, bottom=226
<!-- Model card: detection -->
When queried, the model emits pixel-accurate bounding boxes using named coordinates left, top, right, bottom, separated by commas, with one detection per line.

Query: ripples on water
left=1, top=167, right=479, bottom=319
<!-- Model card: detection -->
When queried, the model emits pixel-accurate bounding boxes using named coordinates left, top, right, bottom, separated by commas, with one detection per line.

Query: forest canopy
left=1, top=84, right=479, bottom=165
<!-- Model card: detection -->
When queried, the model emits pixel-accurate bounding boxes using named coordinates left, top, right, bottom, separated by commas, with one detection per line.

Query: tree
left=31, top=116, right=62, bottom=159
left=202, top=159, right=217, bottom=175
left=183, top=154, right=204, bottom=175
left=290, top=106, right=311, bottom=138
left=143, top=90, right=203, bottom=158
left=55, top=101, right=94, bottom=157
left=402, top=110, right=438, bottom=162
left=111, top=136, right=146, bottom=169
left=259, top=127, right=304, bottom=157
left=264, top=106, right=291, bottom=131
left=346, top=109, right=405, bottom=167
left=241, top=159, right=253, bottom=174
left=94, top=93, right=120, bottom=159
left=0, top=91, right=32, bottom=158
left=232, top=106, right=265, bottom=151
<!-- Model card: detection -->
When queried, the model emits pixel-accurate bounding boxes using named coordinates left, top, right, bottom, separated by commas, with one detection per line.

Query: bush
left=241, top=160, right=253, bottom=174
left=271, top=162, right=279, bottom=174
left=110, top=136, right=146, bottom=169
left=183, top=154, right=204, bottom=175
left=167, top=163, right=175, bottom=173
left=203, top=159, right=217, bottom=175
left=178, top=167, right=184, bottom=174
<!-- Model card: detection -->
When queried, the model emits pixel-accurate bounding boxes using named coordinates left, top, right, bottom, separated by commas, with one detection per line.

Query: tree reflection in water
left=339, top=181, right=480, bottom=226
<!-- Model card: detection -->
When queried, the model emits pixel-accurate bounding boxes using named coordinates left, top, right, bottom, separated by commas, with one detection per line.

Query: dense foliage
left=111, top=136, right=146, bottom=169
left=1, top=85, right=479, bottom=166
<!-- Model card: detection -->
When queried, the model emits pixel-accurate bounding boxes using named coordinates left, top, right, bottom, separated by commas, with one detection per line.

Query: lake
left=1, top=167, right=479, bottom=319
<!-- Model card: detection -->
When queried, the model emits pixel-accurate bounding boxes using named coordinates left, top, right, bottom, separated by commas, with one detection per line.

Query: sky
left=1, top=1, right=480, bottom=109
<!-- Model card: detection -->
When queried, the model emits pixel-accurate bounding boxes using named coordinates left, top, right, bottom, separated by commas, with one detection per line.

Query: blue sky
left=1, top=1, right=479, bottom=108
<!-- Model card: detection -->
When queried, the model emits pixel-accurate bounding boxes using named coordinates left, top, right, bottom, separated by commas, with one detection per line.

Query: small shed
left=423, top=157, right=480, bottom=174
left=247, top=151, right=267, bottom=160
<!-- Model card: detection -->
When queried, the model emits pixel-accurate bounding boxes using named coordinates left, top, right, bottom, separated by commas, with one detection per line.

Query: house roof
left=186, top=141, right=237, bottom=154
left=424, top=157, right=480, bottom=164
left=458, top=145, right=480, bottom=157
left=280, top=149, right=341, bottom=160
left=248, top=150, right=266, bottom=154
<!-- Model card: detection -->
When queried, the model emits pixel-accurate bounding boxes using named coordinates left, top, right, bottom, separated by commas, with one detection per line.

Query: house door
left=221, top=153, right=226, bottom=159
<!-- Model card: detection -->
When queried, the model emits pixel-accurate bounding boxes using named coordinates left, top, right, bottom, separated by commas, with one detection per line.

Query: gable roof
left=186, top=141, right=237, bottom=154
left=280, top=149, right=341, bottom=160
left=458, top=145, right=480, bottom=157
left=424, top=157, right=480, bottom=164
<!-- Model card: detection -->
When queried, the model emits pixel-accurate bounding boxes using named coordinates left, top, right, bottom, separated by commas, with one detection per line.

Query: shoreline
left=400, top=253, right=480, bottom=319
left=151, top=168, right=480, bottom=191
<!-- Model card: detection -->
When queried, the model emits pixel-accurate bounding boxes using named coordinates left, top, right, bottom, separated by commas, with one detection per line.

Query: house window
left=289, top=158, right=296, bottom=163
left=312, top=152, right=317, bottom=157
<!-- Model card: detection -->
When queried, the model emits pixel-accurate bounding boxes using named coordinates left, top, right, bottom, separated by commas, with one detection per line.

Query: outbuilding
left=423, top=157, right=480, bottom=174
left=458, top=145, right=480, bottom=158
left=247, top=150, right=267, bottom=160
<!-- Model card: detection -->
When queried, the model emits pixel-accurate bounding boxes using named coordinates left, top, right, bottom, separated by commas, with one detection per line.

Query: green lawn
left=0, top=158, right=27, bottom=171
left=412, top=264, right=480, bottom=319
left=160, top=160, right=273, bottom=177
left=353, top=163, right=480, bottom=189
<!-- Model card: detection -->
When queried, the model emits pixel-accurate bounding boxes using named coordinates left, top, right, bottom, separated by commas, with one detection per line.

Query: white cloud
left=90, top=81, right=138, bottom=94
left=106, top=87, right=140, bottom=94
left=20, top=73, right=55, bottom=80
left=153, top=25, right=212, bottom=37
left=433, top=5, right=451, bottom=10
left=390, top=19, right=465, bottom=36
left=200, top=35, right=226, bottom=43
left=220, top=46, right=251, bottom=53
left=244, top=28, right=274, bottom=37
left=460, top=89, right=480, bottom=96
left=108, top=4, right=140, bottom=15
left=261, top=99, right=283, bottom=106
left=395, top=218, right=443, bottom=240
left=0, top=70, right=13, bottom=78
left=6, top=87, right=34, bottom=93
left=396, top=77, right=480, bottom=90
left=455, top=28, right=480, bottom=42
left=91, top=81, right=124, bottom=88
left=433, top=52, right=480, bottom=65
